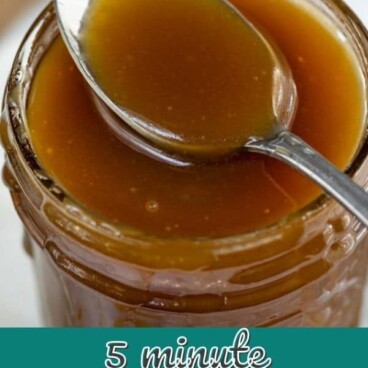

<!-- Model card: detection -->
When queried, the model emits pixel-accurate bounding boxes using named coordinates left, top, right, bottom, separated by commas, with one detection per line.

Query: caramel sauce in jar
left=28, top=0, right=365, bottom=238
left=1, top=0, right=368, bottom=326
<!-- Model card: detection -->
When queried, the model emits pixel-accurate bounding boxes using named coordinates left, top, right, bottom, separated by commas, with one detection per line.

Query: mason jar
left=1, top=0, right=368, bottom=326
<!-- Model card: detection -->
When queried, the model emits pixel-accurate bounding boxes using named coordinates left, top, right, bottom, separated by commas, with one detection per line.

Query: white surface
left=0, top=0, right=368, bottom=327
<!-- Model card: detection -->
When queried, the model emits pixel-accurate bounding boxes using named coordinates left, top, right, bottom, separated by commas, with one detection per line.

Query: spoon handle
left=246, top=130, right=368, bottom=227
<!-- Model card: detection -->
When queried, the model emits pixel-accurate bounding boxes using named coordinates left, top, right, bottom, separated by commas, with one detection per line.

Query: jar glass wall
left=1, top=0, right=368, bottom=326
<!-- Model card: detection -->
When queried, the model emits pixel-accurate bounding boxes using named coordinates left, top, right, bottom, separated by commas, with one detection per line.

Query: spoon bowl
left=55, top=0, right=297, bottom=157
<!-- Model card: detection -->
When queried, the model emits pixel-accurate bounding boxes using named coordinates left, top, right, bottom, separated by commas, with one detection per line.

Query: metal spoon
left=55, top=0, right=368, bottom=227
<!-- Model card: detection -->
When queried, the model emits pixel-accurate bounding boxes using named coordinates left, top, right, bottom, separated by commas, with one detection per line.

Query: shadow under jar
left=1, top=0, right=368, bottom=326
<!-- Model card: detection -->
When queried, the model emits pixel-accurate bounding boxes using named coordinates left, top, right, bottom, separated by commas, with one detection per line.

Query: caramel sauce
left=81, top=0, right=278, bottom=152
left=28, top=0, right=365, bottom=238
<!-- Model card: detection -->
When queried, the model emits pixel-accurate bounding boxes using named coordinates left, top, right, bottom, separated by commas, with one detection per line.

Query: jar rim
left=2, top=0, right=368, bottom=260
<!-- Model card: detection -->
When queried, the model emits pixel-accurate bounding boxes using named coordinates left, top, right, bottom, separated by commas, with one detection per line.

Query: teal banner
left=0, top=328, right=365, bottom=367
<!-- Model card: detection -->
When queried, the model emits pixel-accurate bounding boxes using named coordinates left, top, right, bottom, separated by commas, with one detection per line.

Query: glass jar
left=1, top=1, right=368, bottom=327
